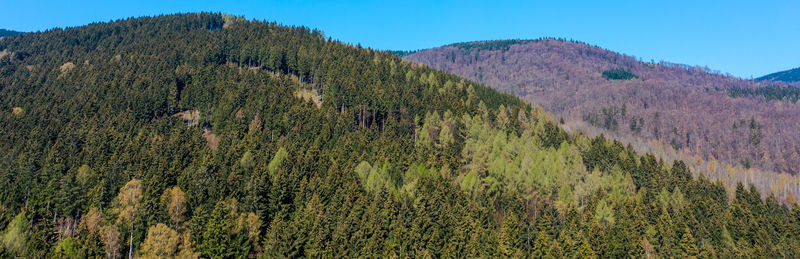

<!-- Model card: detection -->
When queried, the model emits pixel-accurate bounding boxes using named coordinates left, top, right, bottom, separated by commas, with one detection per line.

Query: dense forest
left=601, top=68, right=638, bottom=80
left=727, top=86, right=800, bottom=103
left=404, top=39, right=800, bottom=206
left=2, top=13, right=800, bottom=258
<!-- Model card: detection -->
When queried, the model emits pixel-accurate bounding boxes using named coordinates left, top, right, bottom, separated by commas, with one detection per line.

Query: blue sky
left=2, top=0, right=798, bottom=78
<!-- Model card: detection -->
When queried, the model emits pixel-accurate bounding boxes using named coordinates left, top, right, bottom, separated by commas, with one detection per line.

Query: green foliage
left=670, top=187, right=686, bottom=212
left=198, top=200, right=251, bottom=258
left=365, top=161, right=394, bottom=193
left=657, top=187, right=672, bottom=209
left=355, top=160, right=434, bottom=201
left=267, top=147, right=288, bottom=177
left=496, top=213, right=521, bottom=257
left=602, top=68, right=638, bottom=80
left=391, top=50, right=418, bottom=57
left=1, top=213, right=27, bottom=255
left=748, top=117, right=762, bottom=146
left=239, top=151, right=255, bottom=169
left=557, top=184, right=576, bottom=208
left=449, top=39, right=534, bottom=52
left=459, top=111, right=584, bottom=200
left=355, top=161, right=372, bottom=185
left=0, top=13, right=798, bottom=258
left=532, top=231, right=550, bottom=258
left=727, top=86, right=800, bottom=103
left=679, top=227, right=698, bottom=257
left=594, top=200, right=615, bottom=227
left=75, top=164, right=95, bottom=186
left=52, top=238, right=79, bottom=258
left=460, top=171, right=479, bottom=197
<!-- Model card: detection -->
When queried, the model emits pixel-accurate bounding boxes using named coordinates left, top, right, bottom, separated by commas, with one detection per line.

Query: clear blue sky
left=2, top=0, right=798, bottom=78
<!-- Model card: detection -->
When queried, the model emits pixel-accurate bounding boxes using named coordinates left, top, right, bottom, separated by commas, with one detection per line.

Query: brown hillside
left=405, top=38, right=800, bottom=201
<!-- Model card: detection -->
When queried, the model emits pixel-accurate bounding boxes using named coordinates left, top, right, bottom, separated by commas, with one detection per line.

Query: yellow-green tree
left=116, top=178, right=142, bottom=259
left=161, top=186, right=187, bottom=228
left=268, top=147, right=288, bottom=178
left=594, top=199, right=615, bottom=227
left=140, top=223, right=180, bottom=258
left=1, top=212, right=28, bottom=256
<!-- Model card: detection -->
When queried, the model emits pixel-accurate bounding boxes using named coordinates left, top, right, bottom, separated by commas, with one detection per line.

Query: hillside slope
left=404, top=38, right=800, bottom=193
left=1, top=14, right=799, bottom=258
left=758, top=66, right=800, bottom=83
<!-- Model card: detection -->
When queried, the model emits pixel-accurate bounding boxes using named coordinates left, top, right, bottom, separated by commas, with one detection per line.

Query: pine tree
left=547, top=239, right=563, bottom=258
left=679, top=227, right=698, bottom=258
left=532, top=231, right=550, bottom=258
left=577, top=232, right=597, bottom=259
left=496, top=213, right=521, bottom=257
left=199, top=200, right=251, bottom=258
left=656, top=207, right=676, bottom=258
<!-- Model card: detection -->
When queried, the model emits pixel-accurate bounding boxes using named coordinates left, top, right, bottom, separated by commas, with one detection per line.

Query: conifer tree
left=532, top=231, right=550, bottom=258
left=496, top=213, right=520, bottom=257
left=679, top=227, right=698, bottom=258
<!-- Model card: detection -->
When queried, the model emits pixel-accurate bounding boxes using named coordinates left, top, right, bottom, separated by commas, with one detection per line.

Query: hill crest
left=758, top=66, right=800, bottom=83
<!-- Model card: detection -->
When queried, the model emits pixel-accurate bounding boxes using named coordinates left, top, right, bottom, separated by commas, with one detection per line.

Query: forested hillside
left=758, top=66, right=800, bottom=83
left=404, top=38, right=800, bottom=206
left=0, top=29, right=23, bottom=37
left=1, top=14, right=800, bottom=258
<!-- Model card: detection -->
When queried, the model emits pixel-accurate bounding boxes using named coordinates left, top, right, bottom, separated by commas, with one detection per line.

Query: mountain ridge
left=758, top=66, right=800, bottom=83
left=398, top=37, right=742, bottom=77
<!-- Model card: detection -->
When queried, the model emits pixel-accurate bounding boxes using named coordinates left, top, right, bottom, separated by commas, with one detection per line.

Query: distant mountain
left=404, top=38, right=800, bottom=201
left=758, top=67, right=800, bottom=83
left=0, top=29, right=23, bottom=37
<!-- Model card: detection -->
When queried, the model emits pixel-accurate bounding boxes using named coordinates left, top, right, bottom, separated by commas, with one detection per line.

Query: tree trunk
left=128, top=221, right=133, bottom=259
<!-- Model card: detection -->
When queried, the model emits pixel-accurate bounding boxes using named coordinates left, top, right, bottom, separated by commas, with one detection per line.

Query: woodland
left=758, top=66, right=800, bottom=83
left=1, top=13, right=800, bottom=258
